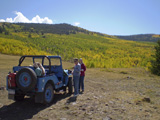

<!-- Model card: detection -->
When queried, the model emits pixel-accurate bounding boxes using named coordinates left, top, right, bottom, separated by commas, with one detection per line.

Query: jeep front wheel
left=43, top=83, right=54, bottom=104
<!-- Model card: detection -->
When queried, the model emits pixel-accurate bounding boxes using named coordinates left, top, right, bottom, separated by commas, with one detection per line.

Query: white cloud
left=31, top=15, right=53, bottom=24
left=32, top=15, right=42, bottom=23
left=6, top=18, right=13, bottom=22
left=0, top=19, right=5, bottom=22
left=14, top=12, right=30, bottom=23
left=0, top=11, right=53, bottom=24
left=74, top=22, right=80, bottom=26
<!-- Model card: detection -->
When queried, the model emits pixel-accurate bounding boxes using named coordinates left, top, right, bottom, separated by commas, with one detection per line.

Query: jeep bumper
left=8, top=89, right=15, bottom=100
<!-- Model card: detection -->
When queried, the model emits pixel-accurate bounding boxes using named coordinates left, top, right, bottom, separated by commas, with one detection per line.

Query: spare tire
left=16, top=68, right=37, bottom=92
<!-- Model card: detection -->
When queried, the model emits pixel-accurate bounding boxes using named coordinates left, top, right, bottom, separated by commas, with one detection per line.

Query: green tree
left=41, top=31, right=44, bottom=35
left=28, top=33, right=32, bottom=38
left=0, top=26, right=3, bottom=33
left=5, top=30, right=9, bottom=35
left=150, top=40, right=160, bottom=75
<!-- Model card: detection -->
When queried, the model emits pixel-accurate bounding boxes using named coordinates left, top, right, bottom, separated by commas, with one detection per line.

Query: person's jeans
left=73, top=76, right=80, bottom=95
left=79, top=76, right=85, bottom=91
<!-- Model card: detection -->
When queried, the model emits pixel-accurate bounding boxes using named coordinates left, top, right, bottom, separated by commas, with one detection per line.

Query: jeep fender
left=36, top=75, right=60, bottom=92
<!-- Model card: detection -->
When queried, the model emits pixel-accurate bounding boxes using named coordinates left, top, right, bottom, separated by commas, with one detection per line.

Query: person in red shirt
left=79, top=58, right=86, bottom=92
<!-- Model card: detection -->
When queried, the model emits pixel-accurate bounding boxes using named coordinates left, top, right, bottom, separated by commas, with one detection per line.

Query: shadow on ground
left=66, top=96, right=77, bottom=104
left=0, top=93, right=71, bottom=120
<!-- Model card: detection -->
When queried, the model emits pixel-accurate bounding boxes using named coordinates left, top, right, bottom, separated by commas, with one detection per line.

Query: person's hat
left=74, top=58, right=78, bottom=62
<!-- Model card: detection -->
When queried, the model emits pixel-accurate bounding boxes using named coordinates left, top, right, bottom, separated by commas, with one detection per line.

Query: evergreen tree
left=150, top=40, right=160, bottom=75
left=0, top=26, right=3, bottom=33
left=28, top=33, right=32, bottom=38
left=5, top=30, right=9, bottom=35
left=41, top=31, right=44, bottom=35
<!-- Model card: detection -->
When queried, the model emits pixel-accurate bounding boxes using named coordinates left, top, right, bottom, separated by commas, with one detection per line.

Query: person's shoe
left=74, top=94, right=79, bottom=97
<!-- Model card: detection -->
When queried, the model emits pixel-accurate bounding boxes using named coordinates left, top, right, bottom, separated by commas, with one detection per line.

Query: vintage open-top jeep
left=6, top=55, right=73, bottom=104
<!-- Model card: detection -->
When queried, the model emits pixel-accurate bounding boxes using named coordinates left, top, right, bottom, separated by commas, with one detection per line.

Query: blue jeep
left=6, top=55, right=73, bottom=104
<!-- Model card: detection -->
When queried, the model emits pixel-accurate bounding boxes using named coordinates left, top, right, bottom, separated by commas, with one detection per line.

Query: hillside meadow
left=0, top=54, right=160, bottom=120
left=0, top=22, right=156, bottom=68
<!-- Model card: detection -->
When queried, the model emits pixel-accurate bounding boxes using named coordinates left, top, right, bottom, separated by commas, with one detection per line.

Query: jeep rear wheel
left=43, top=83, right=54, bottom=104
left=68, top=77, right=73, bottom=94
left=16, top=68, right=37, bottom=92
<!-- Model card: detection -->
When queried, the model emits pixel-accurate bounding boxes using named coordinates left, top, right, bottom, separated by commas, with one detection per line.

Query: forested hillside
left=0, top=22, right=155, bottom=68
left=15, top=23, right=90, bottom=35
left=15, top=23, right=114, bottom=38
left=116, top=34, right=160, bottom=42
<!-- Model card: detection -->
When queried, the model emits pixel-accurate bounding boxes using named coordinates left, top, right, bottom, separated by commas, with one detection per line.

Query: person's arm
left=39, top=64, right=45, bottom=75
left=78, top=64, right=81, bottom=72
left=84, top=64, right=86, bottom=71
left=81, top=64, right=86, bottom=72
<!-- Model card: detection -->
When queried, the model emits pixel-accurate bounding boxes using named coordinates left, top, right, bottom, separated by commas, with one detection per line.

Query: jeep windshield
left=50, top=58, right=61, bottom=66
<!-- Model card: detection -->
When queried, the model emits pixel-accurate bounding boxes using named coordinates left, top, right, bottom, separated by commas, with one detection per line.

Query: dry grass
left=0, top=54, right=160, bottom=120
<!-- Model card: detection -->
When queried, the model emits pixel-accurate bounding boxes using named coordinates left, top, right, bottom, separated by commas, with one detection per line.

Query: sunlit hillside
left=0, top=22, right=155, bottom=68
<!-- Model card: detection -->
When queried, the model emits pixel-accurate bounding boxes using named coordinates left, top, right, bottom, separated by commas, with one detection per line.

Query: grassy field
left=0, top=54, right=160, bottom=120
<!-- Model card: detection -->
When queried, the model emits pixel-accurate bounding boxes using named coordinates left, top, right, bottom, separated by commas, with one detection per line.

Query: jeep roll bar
left=18, top=55, right=52, bottom=74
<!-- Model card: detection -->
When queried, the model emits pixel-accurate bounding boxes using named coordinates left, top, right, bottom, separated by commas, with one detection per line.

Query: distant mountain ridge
left=116, top=34, right=160, bottom=42
left=0, top=22, right=159, bottom=42
left=15, top=23, right=90, bottom=35
left=15, top=23, right=160, bottom=42
left=14, top=23, right=113, bottom=38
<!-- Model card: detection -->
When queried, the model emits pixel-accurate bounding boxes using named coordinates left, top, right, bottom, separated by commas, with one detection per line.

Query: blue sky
left=0, top=0, right=160, bottom=35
